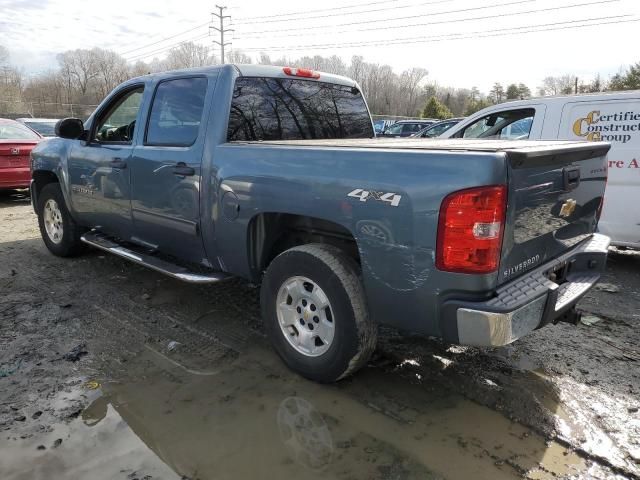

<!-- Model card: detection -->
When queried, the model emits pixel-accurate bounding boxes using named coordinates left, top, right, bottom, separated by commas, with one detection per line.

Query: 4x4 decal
left=347, top=189, right=402, bottom=207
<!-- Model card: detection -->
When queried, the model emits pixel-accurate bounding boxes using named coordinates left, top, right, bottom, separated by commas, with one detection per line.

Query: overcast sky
left=1, top=0, right=639, bottom=92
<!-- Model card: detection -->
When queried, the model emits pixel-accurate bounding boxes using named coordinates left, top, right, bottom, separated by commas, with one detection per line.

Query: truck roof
left=127, top=64, right=358, bottom=88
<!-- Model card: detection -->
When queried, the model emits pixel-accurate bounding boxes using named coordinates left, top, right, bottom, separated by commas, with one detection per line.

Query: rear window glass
left=0, top=123, right=40, bottom=140
left=146, top=77, right=207, bottom=146
left=22, top=121, right=56, bottom=136
left=227, top=77, right=373, bottom=141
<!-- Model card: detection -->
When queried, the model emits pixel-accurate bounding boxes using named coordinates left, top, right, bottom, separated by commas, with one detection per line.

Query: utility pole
left=210, top=5, right=233, bottom=63
left=575, top=77, right=579, bottom=95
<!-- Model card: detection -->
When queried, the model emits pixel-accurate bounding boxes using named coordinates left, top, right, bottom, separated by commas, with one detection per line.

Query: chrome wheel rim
left=43, top=199, right=63, bottom=244
left=276, top=276, right=335, bottom=357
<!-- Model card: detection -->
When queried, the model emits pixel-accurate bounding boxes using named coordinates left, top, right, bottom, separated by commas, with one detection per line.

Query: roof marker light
left=283, top=67, right=320, bottom=79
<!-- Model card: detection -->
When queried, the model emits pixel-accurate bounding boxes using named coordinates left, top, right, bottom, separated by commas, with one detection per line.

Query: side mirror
left=55, top=118, right=85, bottom=139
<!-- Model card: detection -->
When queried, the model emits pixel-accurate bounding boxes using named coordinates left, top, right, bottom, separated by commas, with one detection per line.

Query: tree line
left=1, top=43, right=639, bottom=120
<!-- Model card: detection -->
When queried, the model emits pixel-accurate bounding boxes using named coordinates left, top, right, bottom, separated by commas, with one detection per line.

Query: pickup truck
left=30, top=64, right=611, bottom=382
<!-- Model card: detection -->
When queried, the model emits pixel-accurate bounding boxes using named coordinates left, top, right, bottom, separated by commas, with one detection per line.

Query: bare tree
left=94, top=48, right=129, bottom=97
left=164, top=42, right=216, bottom=70
left=226, top=49, right=252, bottom=64
left=56, top=49, right=101, bottom=98
left=539, top=75, right=576, bottom=96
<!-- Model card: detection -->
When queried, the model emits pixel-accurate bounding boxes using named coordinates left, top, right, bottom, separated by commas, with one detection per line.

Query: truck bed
left=230, top=138, right=611, bottom=159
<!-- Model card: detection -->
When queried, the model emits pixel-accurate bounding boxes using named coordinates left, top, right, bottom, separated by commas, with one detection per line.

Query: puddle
left=0, top=339, right=589, bottom=480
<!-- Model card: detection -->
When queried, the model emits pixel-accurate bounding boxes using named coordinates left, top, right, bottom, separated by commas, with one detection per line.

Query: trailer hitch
left=555, top=308, right=582, bottom=326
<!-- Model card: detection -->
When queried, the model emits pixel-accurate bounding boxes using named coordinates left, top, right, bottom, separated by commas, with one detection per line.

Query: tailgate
left=498, top=142, right=610, bottom=284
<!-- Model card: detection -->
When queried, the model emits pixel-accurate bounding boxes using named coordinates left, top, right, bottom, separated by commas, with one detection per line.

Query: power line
left=124, top=32, right=211, bottom=61
left=234, top=0, right=452, bottom=25
left=234, top=0, right=620, bottom=40
left=234, top=15, right=637, bottom=52
left=232, top=0, right=535, bottom=33
left=231, top=0, right=405, bottom=20
left=120, top=22, right=210, bottom=56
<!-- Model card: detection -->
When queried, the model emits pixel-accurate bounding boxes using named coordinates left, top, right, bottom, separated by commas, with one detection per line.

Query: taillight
left=436, top=185, right=507, bottom=274
left=283, top=67, right=320, bottom=79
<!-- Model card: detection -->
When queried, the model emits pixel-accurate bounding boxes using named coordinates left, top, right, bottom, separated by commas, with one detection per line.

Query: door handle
left=563, top=167, right=580, bottom=191
left=172, top=162, right=195, bottom=177
left=110, top=158, right=127, bottom=169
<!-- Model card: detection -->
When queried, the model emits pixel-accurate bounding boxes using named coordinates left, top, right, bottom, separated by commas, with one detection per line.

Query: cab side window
left=94, top=87, right=144, bottom=143
left=145, top=77, right=208, bottom=147
left=459, top=108, right=535, bottom=140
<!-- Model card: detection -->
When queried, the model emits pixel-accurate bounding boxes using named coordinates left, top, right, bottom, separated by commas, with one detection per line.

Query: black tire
left=37, top=183, right=85, bottom=257
left=260, top=243, right=377, bottom=382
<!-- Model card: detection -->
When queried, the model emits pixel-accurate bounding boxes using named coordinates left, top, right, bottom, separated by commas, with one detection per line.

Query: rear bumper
left=0, top=166, right=30, bottom=189
left=442, top=233, right=610, bottom=346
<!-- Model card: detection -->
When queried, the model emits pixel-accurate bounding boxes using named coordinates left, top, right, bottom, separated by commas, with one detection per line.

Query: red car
left=0, top=118, right=42, bottom=190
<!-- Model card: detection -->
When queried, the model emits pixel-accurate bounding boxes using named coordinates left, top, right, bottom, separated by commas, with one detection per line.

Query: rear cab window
left=227, top=77, right=373, bottom=141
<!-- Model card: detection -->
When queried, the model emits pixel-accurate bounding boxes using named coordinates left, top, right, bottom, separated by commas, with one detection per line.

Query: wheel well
left=247, top=213, right=359, bottom=280
left=32, top=170, right=59, bottom=198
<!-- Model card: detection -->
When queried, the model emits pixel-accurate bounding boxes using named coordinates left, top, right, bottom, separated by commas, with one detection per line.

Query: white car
left=442, top=91, right=640, bottom=248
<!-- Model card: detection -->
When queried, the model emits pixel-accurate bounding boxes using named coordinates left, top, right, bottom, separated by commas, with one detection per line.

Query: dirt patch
left=1, top=194, right=638, bottom=479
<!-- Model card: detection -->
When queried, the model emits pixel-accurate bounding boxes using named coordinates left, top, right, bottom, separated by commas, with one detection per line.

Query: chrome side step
left=81, top=232, right=230, bottom=284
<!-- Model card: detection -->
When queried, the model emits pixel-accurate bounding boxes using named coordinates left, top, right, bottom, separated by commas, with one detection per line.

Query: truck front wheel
left=37, top=183, right=85, bottom=257
left=260, top=243, right=377, bottom=382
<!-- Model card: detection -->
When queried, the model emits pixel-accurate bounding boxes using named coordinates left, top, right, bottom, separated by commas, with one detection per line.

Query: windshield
left=0, top=123, right=40, bottom=140
left=227, top=77, right=373, bottom=141
left=22, top=121, right=56, bottom=137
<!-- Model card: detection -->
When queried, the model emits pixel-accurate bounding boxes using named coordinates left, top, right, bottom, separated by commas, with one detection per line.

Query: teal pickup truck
left=31, top=64, right=610, bottom=382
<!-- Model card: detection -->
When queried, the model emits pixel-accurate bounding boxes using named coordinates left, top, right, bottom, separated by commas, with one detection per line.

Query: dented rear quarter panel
left=213, top=143, right=508, bottom=336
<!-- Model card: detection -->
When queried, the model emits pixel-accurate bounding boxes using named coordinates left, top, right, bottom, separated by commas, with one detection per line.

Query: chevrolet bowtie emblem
left=559, top=199, right=577, bottom=218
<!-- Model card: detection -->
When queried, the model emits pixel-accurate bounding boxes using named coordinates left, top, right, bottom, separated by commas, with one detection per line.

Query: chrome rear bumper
left=452, top=234, right=610, bottom=346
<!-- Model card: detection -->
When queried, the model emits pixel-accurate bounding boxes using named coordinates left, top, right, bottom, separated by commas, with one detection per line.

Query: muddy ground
left=0, top=189, right=638, bottom=480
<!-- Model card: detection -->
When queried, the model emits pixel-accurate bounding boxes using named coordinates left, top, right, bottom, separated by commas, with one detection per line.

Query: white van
left=441, top=91, right=640, bottom=248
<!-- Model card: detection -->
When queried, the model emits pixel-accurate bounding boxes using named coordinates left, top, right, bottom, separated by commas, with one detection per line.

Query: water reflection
left=277, top=397, right=333, bottom=472
left=0, top=341, right=587, bottom=480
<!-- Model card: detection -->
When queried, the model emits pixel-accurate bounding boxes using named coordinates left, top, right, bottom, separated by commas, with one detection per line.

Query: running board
left=80, top=232, right=230, bottom=284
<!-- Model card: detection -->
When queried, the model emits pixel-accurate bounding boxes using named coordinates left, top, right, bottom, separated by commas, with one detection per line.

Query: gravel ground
left=0, top=190, right=638, bottom=480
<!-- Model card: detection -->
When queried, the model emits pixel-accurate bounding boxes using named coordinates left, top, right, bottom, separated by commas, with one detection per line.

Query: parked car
left=31, top=65, right=610, bottom=382
left=16, top=118, right=59, bottom=137
left=411, top=118, right=465, bottom=138
left=0, top=118, right=42, bottom=190
left=442, top=91, right=640, bottom=249
left=378, top=119, right=438, bottom=137
left=373, top=119, right=395, bottom=135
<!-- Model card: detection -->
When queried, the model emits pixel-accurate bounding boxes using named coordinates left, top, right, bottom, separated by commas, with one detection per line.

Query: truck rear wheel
left=37, top=183, right=84, bottom=257
left=260, top=243, right=377, bottom=382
